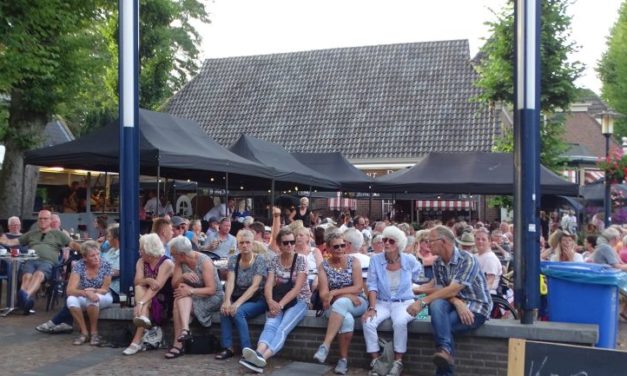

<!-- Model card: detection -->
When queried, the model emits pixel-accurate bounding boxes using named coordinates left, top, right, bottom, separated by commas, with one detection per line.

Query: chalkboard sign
left=508, top=338, right=627, bottom=376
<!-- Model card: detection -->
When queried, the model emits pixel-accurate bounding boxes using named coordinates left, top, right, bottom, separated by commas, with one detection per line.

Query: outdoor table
left=0, top=254, right=39, bottom=317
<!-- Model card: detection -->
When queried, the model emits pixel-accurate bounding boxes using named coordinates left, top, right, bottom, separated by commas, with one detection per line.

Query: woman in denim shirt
left=361, top=226, right=423, bottom=376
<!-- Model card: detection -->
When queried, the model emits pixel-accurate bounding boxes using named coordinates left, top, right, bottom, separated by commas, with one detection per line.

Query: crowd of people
left=3, top=205, right=627, bottom=375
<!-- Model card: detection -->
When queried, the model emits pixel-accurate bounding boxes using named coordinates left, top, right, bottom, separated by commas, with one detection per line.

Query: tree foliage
left=0, top=0, right=209, bottom=216
left=598, top=0, right=627, bottom=139
left=475, top=0, right=583, bottom=170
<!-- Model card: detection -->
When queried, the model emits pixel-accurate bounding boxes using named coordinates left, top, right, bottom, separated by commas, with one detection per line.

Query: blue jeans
left=220, top=298, right=267, bottom=349
left=429, top=299, right=487, bottom=376
left=258, top=300, right=308, bottom=355
left=326, top=296, right=367, bottom=334
left=51, top=304, right=73, bottom=326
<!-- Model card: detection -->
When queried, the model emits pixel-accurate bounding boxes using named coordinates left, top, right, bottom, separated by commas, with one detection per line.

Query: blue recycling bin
left=541, top=261, right=627, bottom=349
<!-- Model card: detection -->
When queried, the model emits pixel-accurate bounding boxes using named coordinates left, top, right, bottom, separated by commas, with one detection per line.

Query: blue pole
left=119, top=0, right=140, bottom=294
left=513, top=0, right=541, bottom=324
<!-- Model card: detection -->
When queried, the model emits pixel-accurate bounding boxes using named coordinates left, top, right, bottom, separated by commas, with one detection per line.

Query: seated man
left=408, top=225, right=492, bottom=376
left=0, top=210, right=80, bottom=314
left=0, top=216, right=28, bottom=254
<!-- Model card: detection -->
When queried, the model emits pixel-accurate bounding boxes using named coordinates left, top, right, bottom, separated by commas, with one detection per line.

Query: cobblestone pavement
left=0, top=300, right=367, bottom=376
left=1, top=299, right=626, bottom=375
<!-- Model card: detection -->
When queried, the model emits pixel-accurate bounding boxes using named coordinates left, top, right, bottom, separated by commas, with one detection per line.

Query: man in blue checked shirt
left=408, top=225, right=492, bottom=376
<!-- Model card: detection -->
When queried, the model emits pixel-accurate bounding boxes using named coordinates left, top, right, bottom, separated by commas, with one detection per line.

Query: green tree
left=475, top=0, right=583, bottom=171
left=0, top=0, right=209, bottom=217
left=598, top=0, right=627, bottom=139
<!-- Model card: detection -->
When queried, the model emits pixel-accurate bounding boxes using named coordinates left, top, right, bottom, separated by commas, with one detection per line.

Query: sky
left=197, top=0, right=624, bottom=94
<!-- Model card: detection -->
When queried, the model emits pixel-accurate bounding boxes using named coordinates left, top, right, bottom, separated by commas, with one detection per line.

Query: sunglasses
left=382, top=237, right=396, bottom=245
left=281, top=240, right=296, bottom=246
left=331, top=243, right=347, bottom=250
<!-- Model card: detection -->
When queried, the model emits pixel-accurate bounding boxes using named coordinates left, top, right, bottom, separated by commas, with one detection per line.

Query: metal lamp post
left=601, top=111, right=615, bottom=228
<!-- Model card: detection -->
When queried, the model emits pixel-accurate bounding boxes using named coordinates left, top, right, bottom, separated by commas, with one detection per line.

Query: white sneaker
left=35, top=321, right=55, bottom=333
left=243, top=347, right=267, bottom=367
left=313, top=344, right=329, bottom=363
left=386, top=360, right=403, bottom=376
left=133, top=315, right=152, bottom=329
left=52, top=323, right=74, bottom=333
left=122, top=342, right=143, bottom=356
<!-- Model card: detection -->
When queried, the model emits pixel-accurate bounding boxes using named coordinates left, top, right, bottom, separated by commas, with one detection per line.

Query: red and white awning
left=415, top=200, right=476, bottom=211
left=585, top=170, right=604, bottom=184
left=561, top=170, right=577, bottom=183
left=328, top=192, right=357, bottom=210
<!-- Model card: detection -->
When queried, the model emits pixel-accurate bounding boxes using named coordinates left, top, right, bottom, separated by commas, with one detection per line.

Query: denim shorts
left=21, top=260, right=54, bottom=280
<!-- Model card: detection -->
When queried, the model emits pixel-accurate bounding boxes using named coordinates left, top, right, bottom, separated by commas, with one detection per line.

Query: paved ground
left=1, top=298, right=626, bottom=375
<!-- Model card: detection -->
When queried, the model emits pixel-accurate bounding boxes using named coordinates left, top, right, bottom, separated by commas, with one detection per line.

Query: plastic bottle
left=128, top=286, right=135, bottom=307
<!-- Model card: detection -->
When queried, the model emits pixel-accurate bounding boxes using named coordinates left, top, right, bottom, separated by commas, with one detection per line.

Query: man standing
left=408, top=226, right=491, bottom=376
left=0, top=210, right=80, bottom=313
left=203, top=198, right=235, bottom=222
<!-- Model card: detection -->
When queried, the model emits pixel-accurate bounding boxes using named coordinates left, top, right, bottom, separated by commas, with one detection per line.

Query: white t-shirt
left=549, top=252, right=584, bottom=263
left=349, top=252, right=370, bottom=279
left=476, top=251, right=502, bottom=292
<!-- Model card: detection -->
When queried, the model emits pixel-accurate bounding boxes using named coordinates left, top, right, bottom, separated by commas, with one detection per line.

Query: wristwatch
left=138, top=301, right=144, bottom=305
left=418, top=299, right=427, bottom=309
left=367, top=306, right=377, bottom=312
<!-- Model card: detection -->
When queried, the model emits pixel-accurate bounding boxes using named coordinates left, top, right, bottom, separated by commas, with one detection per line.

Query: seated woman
left=66, top=240, right=113, bottom=346
left=216, top=229, right=267, bottom=360
left=166, top=236, right=224, bottom=359
left=362, top=226, right=423, bottom=376
left=239, top=224, right=311, bottom=374
left=312, top=230, right=367, bottom=375
left=122, top=233, right=174, bottom=355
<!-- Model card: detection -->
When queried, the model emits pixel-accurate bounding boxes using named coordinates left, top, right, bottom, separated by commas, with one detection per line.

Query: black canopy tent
left=229, top=135, right=340, bottom=190
left=25, top=110, right=273, bottom=186
left=291, top=152, right=373, bottom=192
left=374, top=152, right=579, bottom=196
left=580, top=180, right=627, bottom=203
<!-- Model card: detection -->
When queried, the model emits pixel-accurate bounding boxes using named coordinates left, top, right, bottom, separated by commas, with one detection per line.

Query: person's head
left=325, top=230, right=346, bottom=256
left=243, top=216, right=254, bottom=228
left=191, top=219, right=202, bottom=233
left=237, top=229, right=255, bottom=255
left=293, top=226, right=310, bottom=247
left=7, top=216, right=21, bottom=234
left=415, top=230, right=432, bottom=255
left=300, top=197, right=309, bottom=208
left=208, top=216, right=219, bottom=231
left=37, top=210, right=52, bottom=231
left=397, top=222, right=414, bottom=237
left=218, top=217, right=231, bottom=235
left=353, top=216, right=366, bottom=231
left=371, top=234, right=384, bottom=253
left=373, top=221, right=386, bottom=235
left=500, top=221, right=510, bottom=234
left=152, top=218, right=173, bottom=243
left=227, top=197, right=235, bottom=208
left=313, top=226, right=326, bottom=247
left=106, top=224, right=120, bottom=248
left=474, top=228, right=490, bottom=253
left=491, top=229, right=504, bottom=244
left=381, top=225, right=407, bottom=255
left=276, top=228, right=295, bottom=254
left=405, top=236, right=416, bottom=253
left=558, top=231, right=576, bottom=250
left=171, top=216, right=186, bottom=237
left=80, top=240, right=101, bottom=266
left=601, top=227, right=621, bottom=246
left=263, top=226, right=272, bottom=243
left=95, top=215, right=108, bottom=231
left=249, top=221, right=265, bottom=240
left=585, top=235, right=597, bottom=251
left=428, top=225, right=456, bottom=259
left=169, top=235, right=193, bottom=261
left=139, top=233, right=165, bottom=258
left=50, top=214, right=62, bottom=230
left=343, top=228, right=364, bottom=253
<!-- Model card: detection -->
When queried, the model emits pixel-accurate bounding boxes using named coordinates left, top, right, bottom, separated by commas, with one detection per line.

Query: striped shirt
left=433, top=247, right=492, bottom=318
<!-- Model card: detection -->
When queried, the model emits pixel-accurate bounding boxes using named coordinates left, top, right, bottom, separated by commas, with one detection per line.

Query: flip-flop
left=164, top=346, right=185, bottom=359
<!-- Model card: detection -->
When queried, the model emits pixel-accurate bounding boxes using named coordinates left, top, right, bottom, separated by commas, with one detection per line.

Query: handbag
left=271, top=254, right=298, bottom=311
left=184, top=334, right=220, bottom=354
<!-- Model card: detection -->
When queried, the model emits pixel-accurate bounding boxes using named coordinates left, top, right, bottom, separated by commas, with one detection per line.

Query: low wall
left=99, top=306, right=598, bottom=376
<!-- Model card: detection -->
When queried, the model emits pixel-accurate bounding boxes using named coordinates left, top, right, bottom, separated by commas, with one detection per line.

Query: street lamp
left=601, top=111, right=615, bottom=228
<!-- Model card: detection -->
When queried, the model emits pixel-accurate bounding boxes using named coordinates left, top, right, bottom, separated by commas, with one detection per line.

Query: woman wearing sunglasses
left=362, top=226, right=423, bottom=376
left=239, top=217, right=311, bottom=374
left=312, top=230, right=367, bottom=374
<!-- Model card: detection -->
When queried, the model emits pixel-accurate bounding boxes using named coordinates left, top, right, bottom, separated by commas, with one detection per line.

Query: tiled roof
left=166, top=40, right=498, bottom=161
left=42, top=119, right=74, bottom=147
left=563, top=112, right=620, bottom=158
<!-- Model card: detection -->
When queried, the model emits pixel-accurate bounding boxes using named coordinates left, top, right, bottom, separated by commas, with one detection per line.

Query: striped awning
left=561, top=169, right=606, bottom=184
left=561, top=170, right=577, bottom=183
left=415, top=200, right=476, bottom=211
left=328, top=192, right=357, bottom=210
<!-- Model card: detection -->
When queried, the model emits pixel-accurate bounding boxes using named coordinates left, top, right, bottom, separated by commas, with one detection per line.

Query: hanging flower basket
left=597, top=148, right=627, bottom=184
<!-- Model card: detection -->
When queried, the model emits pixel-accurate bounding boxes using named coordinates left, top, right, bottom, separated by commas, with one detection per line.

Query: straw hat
left=457, top=231, right=475, bottom=247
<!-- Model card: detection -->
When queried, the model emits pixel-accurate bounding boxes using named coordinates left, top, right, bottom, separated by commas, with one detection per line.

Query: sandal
left=90, top=334, right=102, bottom=346
left=215, top=348, right=234, bottom=360
left=176, top=329, right=193, bottom=342
left=73, top=333, right=89, bottom=346
left=164, top=345, right=185, bottom=359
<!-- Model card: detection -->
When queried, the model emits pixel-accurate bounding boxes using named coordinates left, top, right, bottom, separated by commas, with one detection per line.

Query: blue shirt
left=206, top=232, right=236, bottom=258
left=433, top=247, right=492, bottom=318
left=367, top=253, right=423, bottom=302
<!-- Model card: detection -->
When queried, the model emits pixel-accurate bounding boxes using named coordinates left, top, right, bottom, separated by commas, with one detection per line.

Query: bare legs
left=172, top=296, right=192, bottom=349
left=69, top=305, right=99, bottom=336
left=20, top=271, right=45, bottom=298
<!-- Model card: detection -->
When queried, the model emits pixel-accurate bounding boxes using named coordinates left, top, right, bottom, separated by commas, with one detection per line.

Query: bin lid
left=541, top=261, right=627, bottom=289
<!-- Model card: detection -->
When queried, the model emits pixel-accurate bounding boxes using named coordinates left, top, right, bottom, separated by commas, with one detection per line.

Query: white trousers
left=67, top=293, right=113, bottom=310
left=363, top=299, right=415, bottom=354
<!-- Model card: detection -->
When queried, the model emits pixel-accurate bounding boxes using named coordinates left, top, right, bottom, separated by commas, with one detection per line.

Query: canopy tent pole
left=86, top=172, right=91, bottom=214
left=368, top=186, right=372, bottom=220
left=269, top=179, right=275, bottom=219
left=20, top=164, right=26, bottom=218
left=411, top=199, right=415, bottom=224
left=225, top=172, right=229, bottom=217
left=156, top=164, right=161, bottom=216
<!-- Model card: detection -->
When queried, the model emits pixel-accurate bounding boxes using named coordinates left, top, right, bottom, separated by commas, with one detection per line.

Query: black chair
left=0, top=258, right=8, bottom=305
left=45, top=250, right=79, bottom=312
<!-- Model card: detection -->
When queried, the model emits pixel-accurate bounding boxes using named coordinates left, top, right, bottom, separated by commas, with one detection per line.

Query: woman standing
left=216, top=229, right=267, bottom=360
left=312, top=231, right=367, bottom=374
left=166, top=236, right=223, bottom=359
left=122, top=233, right=174, bottom=355
left=289, top=197, right=313, bottom=227
left=362, top=226, right=423, bottom=376
left=66, top=241, right=113, bottom=346
left=239, top=227, right=311, bottom=373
